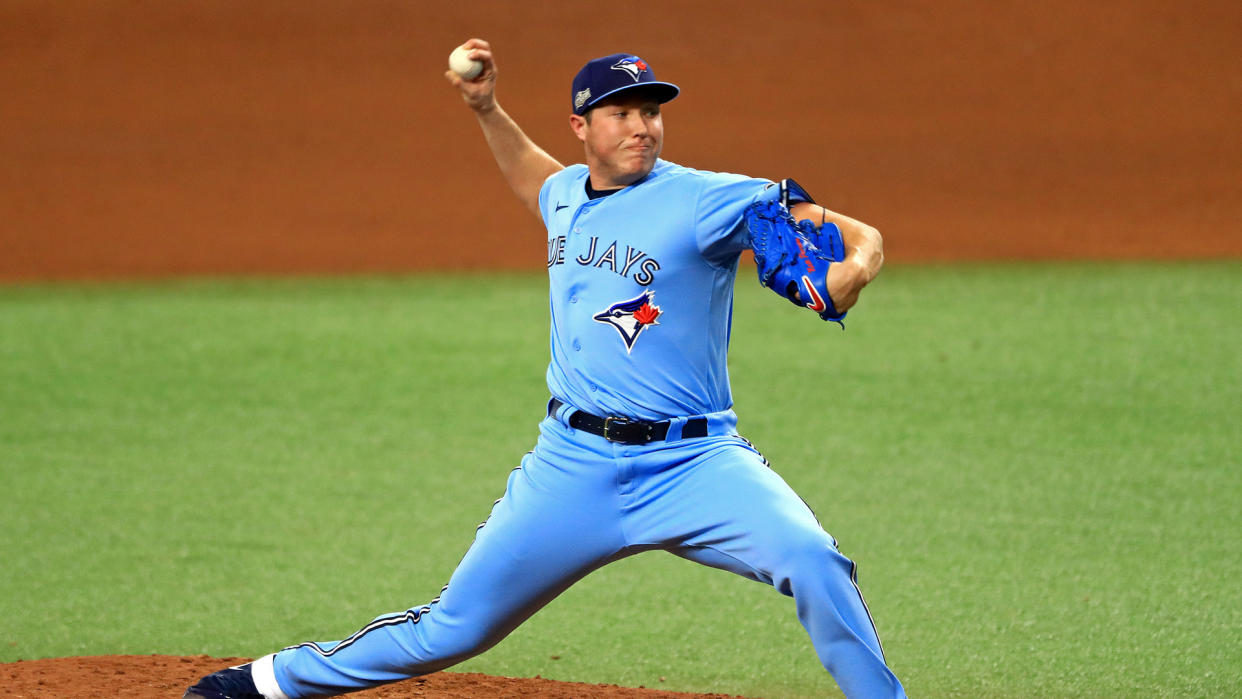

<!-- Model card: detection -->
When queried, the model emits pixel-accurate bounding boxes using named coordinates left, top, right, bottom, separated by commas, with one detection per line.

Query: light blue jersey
left=250, top=159, right=905, bottom=699
left=540, top=159, right=779, bottom=420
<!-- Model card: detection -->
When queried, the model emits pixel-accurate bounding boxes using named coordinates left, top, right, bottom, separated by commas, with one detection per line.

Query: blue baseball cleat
left=183, top=662, right=266, bottom=699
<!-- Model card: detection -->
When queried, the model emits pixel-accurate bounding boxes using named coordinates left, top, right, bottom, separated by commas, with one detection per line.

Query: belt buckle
left=603, top=416, right=650, bottom=444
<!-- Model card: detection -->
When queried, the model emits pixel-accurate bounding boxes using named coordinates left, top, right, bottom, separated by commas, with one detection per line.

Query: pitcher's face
left=572, top=94, right=664, bottom=188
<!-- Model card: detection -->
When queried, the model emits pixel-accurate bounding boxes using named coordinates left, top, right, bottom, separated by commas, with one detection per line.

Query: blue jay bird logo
left=593, top=290, right=662, bottom=353
left=610, top=57, right=649, bottom=82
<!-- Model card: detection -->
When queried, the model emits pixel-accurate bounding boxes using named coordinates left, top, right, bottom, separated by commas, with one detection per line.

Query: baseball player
left=186, top=39, right=905, bottom=699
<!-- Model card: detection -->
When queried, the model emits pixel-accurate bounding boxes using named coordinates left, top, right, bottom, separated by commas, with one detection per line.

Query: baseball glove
left=745, top=197, right=847, bottom=324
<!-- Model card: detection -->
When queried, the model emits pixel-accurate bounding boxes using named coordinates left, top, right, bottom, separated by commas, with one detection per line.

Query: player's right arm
left=445, top=39, right=564, bottom=220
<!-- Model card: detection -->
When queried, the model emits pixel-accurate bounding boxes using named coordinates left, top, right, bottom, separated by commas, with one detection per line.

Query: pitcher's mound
left=2, top=655, right=752, bottom=698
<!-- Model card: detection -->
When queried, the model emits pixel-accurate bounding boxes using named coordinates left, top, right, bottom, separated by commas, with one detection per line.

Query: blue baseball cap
left=570, top=53, right=680, bottom=116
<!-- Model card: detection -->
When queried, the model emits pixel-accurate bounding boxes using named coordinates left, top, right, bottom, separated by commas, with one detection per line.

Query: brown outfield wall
left=0, top=0, right=1239, bottom=281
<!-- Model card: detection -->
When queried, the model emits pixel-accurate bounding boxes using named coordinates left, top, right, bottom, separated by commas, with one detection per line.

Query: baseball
left=449, top=44, right=483, bottom=80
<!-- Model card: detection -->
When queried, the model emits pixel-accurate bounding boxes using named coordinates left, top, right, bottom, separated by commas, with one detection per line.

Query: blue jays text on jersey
left=547, top=234, right=662, bottom=285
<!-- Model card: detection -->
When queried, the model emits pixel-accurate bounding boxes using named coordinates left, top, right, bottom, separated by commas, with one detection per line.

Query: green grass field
left=1, top=262, right=1238, bottom=698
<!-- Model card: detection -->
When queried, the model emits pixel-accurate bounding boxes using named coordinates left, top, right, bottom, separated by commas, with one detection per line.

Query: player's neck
left=586, top=163, right=657, bottom=193
left=585, top=177, right=624, bottom=200
left=586, top=172, right=629, bottom=192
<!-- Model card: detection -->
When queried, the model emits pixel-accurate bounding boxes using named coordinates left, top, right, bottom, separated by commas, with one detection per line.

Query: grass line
left=1, top=263, right=1238, bottom=697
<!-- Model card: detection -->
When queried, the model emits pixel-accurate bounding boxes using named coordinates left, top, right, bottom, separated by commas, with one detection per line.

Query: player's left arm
left=789, top=202, right=883, bottom=313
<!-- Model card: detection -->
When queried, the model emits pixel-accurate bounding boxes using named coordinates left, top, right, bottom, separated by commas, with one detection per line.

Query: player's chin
left=621, top=151, right=657, bottom=179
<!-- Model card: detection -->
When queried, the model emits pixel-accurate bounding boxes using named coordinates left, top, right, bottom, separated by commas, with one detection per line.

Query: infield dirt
left=1, top=656, right=748, bottom=698
left=2, top=0, right=1239, bottom=283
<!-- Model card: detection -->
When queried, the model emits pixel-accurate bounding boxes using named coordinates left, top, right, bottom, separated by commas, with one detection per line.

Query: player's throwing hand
left=444, top=38, right=497, bottom=113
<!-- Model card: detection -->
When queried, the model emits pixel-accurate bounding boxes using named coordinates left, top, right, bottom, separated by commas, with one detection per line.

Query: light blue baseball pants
left=259, top=409, right=905, bottom=698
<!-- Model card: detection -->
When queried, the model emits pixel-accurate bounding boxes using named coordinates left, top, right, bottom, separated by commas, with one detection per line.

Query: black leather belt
left=548, top=398, right=708, bottom=445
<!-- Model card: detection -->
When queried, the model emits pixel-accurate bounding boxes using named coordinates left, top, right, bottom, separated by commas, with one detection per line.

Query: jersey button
left=570, top=295, right=578, bottom=303
left=589, top=383, right=598, bottom=392
left=572, top=340, right=581, bottom=351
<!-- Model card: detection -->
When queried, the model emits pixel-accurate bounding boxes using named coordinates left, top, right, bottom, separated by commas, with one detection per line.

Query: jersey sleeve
left=538, top=181, right=549, bottom=226
left=539, top=165, right=587, bottom=228
left=537, top=170, right=557, bottom=227
left=694, top=172, right=781, bottom=266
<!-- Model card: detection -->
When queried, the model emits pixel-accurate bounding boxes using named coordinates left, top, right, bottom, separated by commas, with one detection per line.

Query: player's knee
left=428, top=627, right=500, bottom=667
left=388, top=618, right=502, bottom=672
left=768, top=532, right=847, bottom=592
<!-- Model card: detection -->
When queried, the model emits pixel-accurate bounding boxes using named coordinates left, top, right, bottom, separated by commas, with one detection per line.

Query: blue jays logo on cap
left=571, top=53, right=680, bottom=116
left=593, top=290, right=662, bottom=353
left=610, top=57, right=648, bottom=82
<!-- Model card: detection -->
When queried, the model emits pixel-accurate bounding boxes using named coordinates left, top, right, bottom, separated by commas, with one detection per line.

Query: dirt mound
left=2, top=655, right=751, bottom=699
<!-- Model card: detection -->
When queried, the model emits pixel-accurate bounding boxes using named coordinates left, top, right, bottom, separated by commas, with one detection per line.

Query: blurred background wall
left=1, top=0, right=1238, bottom=281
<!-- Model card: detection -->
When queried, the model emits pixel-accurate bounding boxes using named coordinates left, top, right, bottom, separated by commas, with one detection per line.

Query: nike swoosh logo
left=555, top=203, right=569, bottom=212
left=801, top=275, right=828, bottom=313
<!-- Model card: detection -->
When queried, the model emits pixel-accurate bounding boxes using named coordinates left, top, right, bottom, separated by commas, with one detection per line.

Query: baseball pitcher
left=186, top=40, right=905, bottom=699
